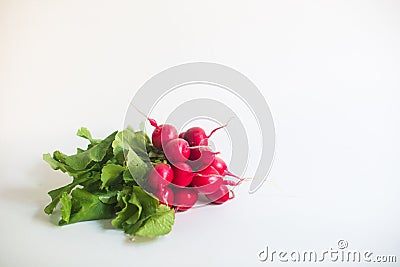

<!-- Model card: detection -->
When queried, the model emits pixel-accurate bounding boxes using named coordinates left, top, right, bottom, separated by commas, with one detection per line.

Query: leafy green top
left=43, top=127, right=174, bottom=238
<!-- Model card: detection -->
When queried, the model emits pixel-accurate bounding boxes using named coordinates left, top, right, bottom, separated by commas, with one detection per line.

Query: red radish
left=132, top=109, right=178, bottom=150
left=191, top=176, right=222, bottom=195
left=190, top=166, right=223, bottom=194
left=174, top=188, right=198, bottom=212
left=154, top=186, right=174, bottom=208
left=147, top=163, right=174, bottom=189
left=178, top=132, right=185, bottom=139
left=211, top=157, right=240, bottom=179
left=151, top=124, right=178, bottom=151
left=211, top=156, right=228, bottom=175
left=188, top=146, right=204, bottom=161
left=183, top=127, right=208, bottom=147
left=183, top=124, right=227, bottom=147
left=196, top=165, right=220, bottom=176
left=171, top=162, right=194, bottom=187
left=206, top=185, right=231, bottom=204
left=189, top=147, right=219, bottom=172
left=163, top=138, right=190, bottom=163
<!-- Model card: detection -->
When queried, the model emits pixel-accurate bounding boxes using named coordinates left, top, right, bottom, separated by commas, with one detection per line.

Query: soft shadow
left=123, top=235, right=158, bottom=245
left=96, top=219, right=159, bottom=245
left=96, top=218, right=159, bottom=244
left=98, top=219, right=115, bottom=230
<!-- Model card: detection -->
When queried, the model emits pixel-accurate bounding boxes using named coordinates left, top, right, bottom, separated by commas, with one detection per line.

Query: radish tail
left=206, top=117, right=235, bottom=138
left=132, top=104, right=159, bottom=128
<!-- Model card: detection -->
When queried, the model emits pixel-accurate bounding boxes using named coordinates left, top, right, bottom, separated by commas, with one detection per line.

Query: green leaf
left=122, top=169, right=134, bottom=183
left=43, top=153, right=63, bottom=170
left=44, top=152, right=74, bottom=174
left=62, top=188, right=115, bottom=225
left=43, top=152, right=99, bottom=181
left=131, top=131, right=150, bottom=156
left=112, top=186, right=159, bottom=235
left=111, top=131, right=125, bottom=158
left=135, top=205, right=175, bottom=237
left=100, top=164, right=126, bottom=189
left=111, top=193, right=141, bottom=229
left=122, top=186, right=159, bottom=235
left=112, top=128, right=150, bottom=160
left=44, top=174, right=90, bottom=215
left=64, top=131, right=117, bottom=170
left=43, top=127, right=175, bottom=238
left=80, top=171, right=101, bottom=188
left=60, top=192, right=72, bottom=224
left=76, top=127, right=100, bottom=144
left=97, top=190, right=118, bottom=204
left=132, top=186, right=158, bottom=213
left=111, top=195, right=130, bottom=228
left=126, top=149, right=150, bottom=185
left=126, top=191, right=142, bottom=225
left=44, top=186, right=71, bottom=215
left=53, top=150, right=68, bottom=163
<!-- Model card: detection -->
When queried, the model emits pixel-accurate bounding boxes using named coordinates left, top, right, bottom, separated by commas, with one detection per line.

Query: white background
left=1, top=1, right=399, bottom=266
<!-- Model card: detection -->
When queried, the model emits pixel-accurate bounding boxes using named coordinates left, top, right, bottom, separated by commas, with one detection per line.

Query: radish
left=147, top=163, right=174, bottom=189
left=163, top=138, right=191, bottom=163
left=171, top=162, right=194, bottom=187
left=189, top=146, right=210, bottom=161
left=183, top=124, right=227, bottom=147
left=211, top=157, right=247, bottom=187
left=211, top=157, right=240, bottom=178
left=174, top=188, right=198, bottom=212
left=178, top=132, right=185, bottom=139
left=189, top=147, right=219, bottom=172
left=190, top=166, right=223, bottom=194
left=132, top=108, right=178, bottom=150
left=205, top=185, right=233, bottom=204
left=151, top=124, right=178, bottom=151
left=183, top=127, right=209, bottom=147
left=211, top=156, right=229, bottom=175
left=145, top=116, right=178, bottom=151
left=153, top=186, right=174, bottom=208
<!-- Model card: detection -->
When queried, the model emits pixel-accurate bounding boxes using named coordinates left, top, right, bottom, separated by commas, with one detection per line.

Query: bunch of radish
left=146, top=118, right=242, bottom=212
